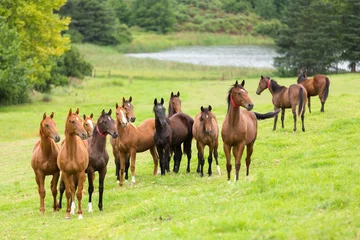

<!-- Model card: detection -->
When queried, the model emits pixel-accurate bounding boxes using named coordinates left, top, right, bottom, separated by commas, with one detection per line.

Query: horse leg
left=35, top=172, right=46, bottom=215
left=50, top=171, right=60, bottom=212
left=61, top=173, right=72, bottom=219
left=165, top=146, right=171, bottom=174
left=281, top=108, right=286, bottom=129
left=129, top=149, right=137, bottom=185
left=57, top=178, right=65, bottom=210
left=184, top=138, right=192, bottom=173
left=197, top=141, right=205, bottom=177
left=214, top=141, right=220, bottom=175
left=308, top=96, right=312, bottom=113
left=223, top=144, right=232, bottom=181
left=76, top=172, right=86, bottom=219
left=233, top=143, right=245, bottom=181
left=156, top=146, right=165, bottom=175
left=118, top=152, right=126, bottom=187
left=87, top=170, right=94, bottom=213
left=115, top=156, right=120, bottom=182
left=150, top=146, right=159, bottom=175
left=292, top=105, right=297, bottom=132
left=319, top=95, right=325, bottom=112
left=208, top=145, right=213, bottom=177
left=301, top=111, right=305, bottom=132
left=125, top=154, right=130, bottom=181
left=173, top=145, right=182, bottom=173
left=245, top=143, right=254, bottom=176
left=273, top=108, right=279, bottom=131
left=98, top=168, right=107, bottom=211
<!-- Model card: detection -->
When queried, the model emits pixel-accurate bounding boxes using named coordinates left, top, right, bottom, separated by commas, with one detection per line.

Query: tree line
left=1, top=0, right=359, bottom=105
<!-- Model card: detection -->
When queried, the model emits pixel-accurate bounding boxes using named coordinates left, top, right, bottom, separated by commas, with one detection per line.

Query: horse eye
left=71, top=120, right=75, bottom=124
left=45, top=124, right=49, bottom=128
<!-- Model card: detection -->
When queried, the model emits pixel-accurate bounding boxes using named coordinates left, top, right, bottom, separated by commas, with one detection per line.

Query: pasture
left=0, top=45, right=359, bottom=239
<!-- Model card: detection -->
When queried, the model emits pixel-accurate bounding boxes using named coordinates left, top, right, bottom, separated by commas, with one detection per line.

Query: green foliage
left=254, top=19, right=282, bottom=38
left=0, top=21, right=30, bottom=105
left=222, top=0, right=253, bottom=14
left=58, top=45, right=93, bottom=79
left=130, top=0, right=176, bottom=34
left=109, top=0, right=131, bottom=25
left=254, top=0, right=276, bottom=19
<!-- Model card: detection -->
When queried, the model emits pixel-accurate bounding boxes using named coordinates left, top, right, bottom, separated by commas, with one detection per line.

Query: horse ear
left=261, top=75, right=264, bottom=79
left=241, top=80, right=245, bottom=87
left=50, top=112, right=54, bottom=119
left=177, top=91, right=180, bottom=97
left=129, top=96, right=132, bottom=102
left=43, top=112, right=47, bottom=120
left=68, top=109, right=72, bottom=116
left=83, top=114, right=86, bottom=120
left=101, top=109, right=105, bottom=116
left=161, top=98, right=164, bottom=105
left=235, top=80, right=238, bottom=85
left=116, top=103, right=119, bottom=109
left=171, top=92, right=174, bottom=98
left=90, top=113, right=93, bottom=118
left=154, top=98, right=157, bottom=105
left=75, top=108, right=79, bottom=115
left=208, top=105, right=212, bottom=111
left=122, top=97, right=125, bottom=103
left=108, top=109, right=112, bottom=116
left=200, top=106, right=204, bottom=112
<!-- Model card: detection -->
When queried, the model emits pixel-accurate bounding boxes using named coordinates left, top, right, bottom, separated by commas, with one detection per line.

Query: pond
left=124, top=45, right=278, bottom=68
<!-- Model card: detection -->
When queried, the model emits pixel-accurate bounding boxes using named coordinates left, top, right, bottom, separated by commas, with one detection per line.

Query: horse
left=57, top=108, right=88, bottom=219
left=297, top=69, right=330, bottom=113
left=168, top=91, right=182, bottom=117
left=256, top=76, right=307, bottom=132
left=110, top=97, right=159, bottom=187
left=83, top=113, right=94, bottom=138
left=222, top=80, right=279, bottom=181
left=31, top=112, right=61, bottom=214
left=153, top=98, right=193, bottom=175
left=192, top=105, right=220, bottom=177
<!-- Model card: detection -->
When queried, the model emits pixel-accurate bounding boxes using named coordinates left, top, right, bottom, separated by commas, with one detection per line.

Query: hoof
left=216, top=165, right=221, bottom=175
left=78, top=214, right=83, bottom=220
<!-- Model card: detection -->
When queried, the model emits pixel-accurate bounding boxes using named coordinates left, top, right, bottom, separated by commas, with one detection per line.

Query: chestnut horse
left=297, top=69, right=330, bottom=113
left=110, top=97, right=159, bottom=187
left=83, top=113, right=94, bottom=138
left=153, top=98, right=193, bottom=175
left=31, top=112, right=61, bottom=214
left=192, top=105, right=220, bottom=177
left=222, top=80, right=279, bottom=181
left=168, top=91, right=182, bottom=117
left=57, top=108, right=88, bottom=219
left=256, top=76, right=307, bottom=132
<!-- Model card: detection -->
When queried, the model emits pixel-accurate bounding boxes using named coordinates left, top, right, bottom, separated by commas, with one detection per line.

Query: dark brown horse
left=110, top=97, right=158, bottom=187
left=31, top=112, right=61, bottom=214
left=222, top=80, right=279, bottom=181
left=153, top=98, right=193, bottom=175
left=256, top=76, right=307, bottom=132
left=192, top=105, right=220, bottom=177
left=57, top=108, right=88, bottom=219
left=297, top=69, right=330, bottom=113
left=168, top=91, right=182, bottom=117
left=83, top=113, right=94, bottom=138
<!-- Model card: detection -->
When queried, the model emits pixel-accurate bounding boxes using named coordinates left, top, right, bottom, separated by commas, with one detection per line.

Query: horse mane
left=226, top=86, right=233, bottom=113
left=265, top=76, right=282, bottom=93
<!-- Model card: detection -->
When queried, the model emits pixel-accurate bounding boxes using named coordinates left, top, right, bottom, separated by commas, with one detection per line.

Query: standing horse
left=31, top=112, right=61, bottom=214
left=153, top=98, right=193, bottom=175
left=222, top=80, right=279, bottom=181
left=110, top=97, right=158, bottom=187
left=168, top=91, right=182, bottom=117
left=86, top=109, right=118, bottom=212
left=192, top=105, right=220, bottom=177
left=297, top=69, right=330, bottom=113
left=256, top=76, right=307, bottom=132
left=57, top=108, right=88, bottom=219
left=83, top=113, right=94, bottom=138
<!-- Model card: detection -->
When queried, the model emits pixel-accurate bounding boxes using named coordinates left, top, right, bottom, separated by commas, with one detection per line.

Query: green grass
left=1, top=46, right=360, bottom=239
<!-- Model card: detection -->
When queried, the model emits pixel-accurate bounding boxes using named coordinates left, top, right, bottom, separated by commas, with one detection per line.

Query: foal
left=57, top=108, right=88, bottom=219
left=83, top=113, right=94, bottom=138
left=31, top=112, right=61, bottom=214
left=168, top=91, right=182, bottom=117
left=256, top=76, right=307, bottom=132
left=192, top=105, right=220, bottom=177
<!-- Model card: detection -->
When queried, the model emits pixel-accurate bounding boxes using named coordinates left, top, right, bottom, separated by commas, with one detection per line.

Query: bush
left=253, top=19, right=282, bottom=38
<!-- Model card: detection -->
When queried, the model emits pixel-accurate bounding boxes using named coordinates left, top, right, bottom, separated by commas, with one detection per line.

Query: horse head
left=41, top=112, right=60, bottom=143
left=169, top=91, right=182, bottom=116
left=122, top=96, right=136, bottom=122
left=200, top=105, right=214, bottom=134
left=256, top=76, right=271, bottom=95
left=228, top=80, right=254, bottom=111
left=66, top=108, right=87, bottom=140
left=297, top=69, right=307, bottom=83
left=153, top=98, right=167, bottom=126
left=83, top=113, right=94, bottom=138
left=97, top=109, right=118, bottom=138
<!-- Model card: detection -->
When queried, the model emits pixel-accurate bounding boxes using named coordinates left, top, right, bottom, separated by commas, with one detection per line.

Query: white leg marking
left=70, top=201, right=76, bottom=214
left=88, top=202, right=93, bottom=213
left=217, top=165, right=221, bottom=175
left=78, top=214, right=83, bottom=220
left=132, top=176, right=136, bottom=183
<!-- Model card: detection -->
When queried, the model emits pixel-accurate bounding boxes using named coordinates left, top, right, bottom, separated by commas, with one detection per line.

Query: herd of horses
left=31, top=71, right=330, bottom=219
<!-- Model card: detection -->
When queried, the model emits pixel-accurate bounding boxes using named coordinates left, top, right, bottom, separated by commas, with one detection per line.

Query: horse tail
left=298, top=87, right=305, bottom=116
left=183, top=117, right=193, bottom=156
left=322, top=77, right=330, bottom=102
left=254, top=110, right=280, bottom=120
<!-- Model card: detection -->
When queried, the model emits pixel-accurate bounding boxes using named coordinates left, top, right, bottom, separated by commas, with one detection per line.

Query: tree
left=130, top=0, right=176, bottom=34
left=0, top=0, right=70, bottom=89
left=341, top=0, right=360, bottom=72
left=274, top=0, right=342, bottom=76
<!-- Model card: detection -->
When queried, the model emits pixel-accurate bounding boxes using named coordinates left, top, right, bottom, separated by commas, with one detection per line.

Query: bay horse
left=222, top=80, right=279, bottom=181
left=110, top=97, right=159, bottom=187
left=153, top=98, right=193, bottom=175
left=31, top=112, right=61, bottom=214
left=256, top=76, right=307, bottom=132
left=57, top=108, right=88, bottom=219
left=168, top=91, right=182, bottom=117
left=297, top=69, right=330, bottom=113
left=192, top=105, right=220, bottom=177
left=83, top=113, right=94, bottom=138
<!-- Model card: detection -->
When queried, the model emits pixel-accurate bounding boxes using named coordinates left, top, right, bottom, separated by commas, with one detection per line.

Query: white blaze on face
left=87, top=119, right=94, bottom=129
left=240, top=89, right=246, bottom=93
left=120, top=109, right=127, bottom=125
left=76, top=117, right=79, bottom=121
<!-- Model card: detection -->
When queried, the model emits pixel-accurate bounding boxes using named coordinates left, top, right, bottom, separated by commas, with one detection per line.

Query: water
left=124, top=45, right=278, bottom=68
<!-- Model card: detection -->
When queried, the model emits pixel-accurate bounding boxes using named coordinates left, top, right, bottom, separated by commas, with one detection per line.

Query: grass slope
left=0, top=47, right=359, bottom=239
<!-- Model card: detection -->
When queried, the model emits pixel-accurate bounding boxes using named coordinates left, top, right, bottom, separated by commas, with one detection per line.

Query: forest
left=0, top=0, right=359, bottom=105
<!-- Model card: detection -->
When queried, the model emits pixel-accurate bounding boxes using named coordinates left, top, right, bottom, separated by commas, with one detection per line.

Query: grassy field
left=0, top=45, right=360, bottom=239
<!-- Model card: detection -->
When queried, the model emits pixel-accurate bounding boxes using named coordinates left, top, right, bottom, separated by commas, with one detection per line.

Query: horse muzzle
left=53, top=135, right=61, bottom=143
left=111, top=132, right=119, bottom=138
left=246, top=103, right=254, bottom=111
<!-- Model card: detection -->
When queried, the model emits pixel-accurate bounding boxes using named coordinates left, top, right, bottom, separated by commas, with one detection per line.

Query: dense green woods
left=0, top=0, right=359, bottom=105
